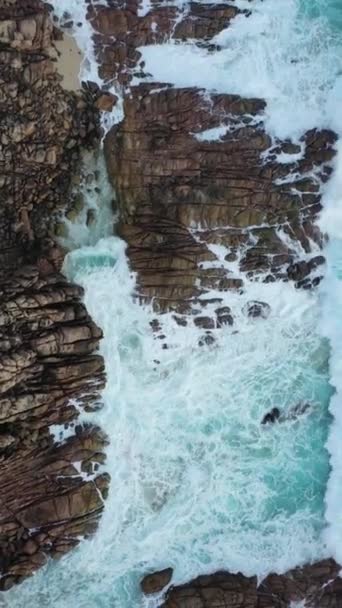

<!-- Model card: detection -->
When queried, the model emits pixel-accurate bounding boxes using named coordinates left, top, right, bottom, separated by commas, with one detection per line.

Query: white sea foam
left=137, top=0, right=342, bottom=139
left=3, top=236, right=331, bottom=608
left=4, top=0, right=342, bottom=606
left=318, top=141, right=342, bottom=564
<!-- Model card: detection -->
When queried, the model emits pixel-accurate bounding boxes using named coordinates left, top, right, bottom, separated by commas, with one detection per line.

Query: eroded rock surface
left=155, top=559, right=342, bottom=608
left=0, top=0, right=100, bottom=274
left=89, top=0, right=247, bottom=84
left=98, top=0, right=336, bottom=313
left=105, top=85, right=335, bottom=312
left=94, top=2, right=342, bottom=603
left=0, top=0, right=108, bottom=590
left=141, top=567, right=174, bottom=595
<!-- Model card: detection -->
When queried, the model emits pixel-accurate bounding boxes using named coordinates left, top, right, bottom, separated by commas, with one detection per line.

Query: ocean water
left=3, top=0, right=342, bottom=606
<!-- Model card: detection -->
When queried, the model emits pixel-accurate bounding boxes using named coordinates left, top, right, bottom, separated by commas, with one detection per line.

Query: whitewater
left=3, top=0, right=342, bottom=606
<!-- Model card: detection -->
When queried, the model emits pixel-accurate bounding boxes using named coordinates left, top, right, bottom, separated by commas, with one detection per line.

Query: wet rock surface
left=98, top=0, right=336, bottom=315
left=142, top=559, right=342, bottom=608
left=91, top=1, right=342, bottom=605
left=88, top=0, right=246, bottom=85
left=0, top=0, right=339, bottom=599
left=0, top=0, right=108, bottom=590
left=105, top=85, right=335, bottom=313
left=141, top=567, right=174, bottom=595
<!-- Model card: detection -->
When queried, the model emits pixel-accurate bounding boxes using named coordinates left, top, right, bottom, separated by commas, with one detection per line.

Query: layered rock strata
left=89, top=0, right=336, bottom=314
left=105, top=85, right=335, bottom=312
left=0, top=0, right=108, bottom=589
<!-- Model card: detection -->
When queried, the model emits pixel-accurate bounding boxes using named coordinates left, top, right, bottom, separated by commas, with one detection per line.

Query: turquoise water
left=3, top=1, right=342, bottom=606
left=302, top=0, right=342, bottom=28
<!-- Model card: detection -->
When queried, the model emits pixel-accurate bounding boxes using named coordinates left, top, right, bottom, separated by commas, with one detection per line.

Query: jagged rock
left=104, top=83, right=335, bottom=312
left=0, top=264, right=107, bottom=589
left=0, top=0, right=101, bottom=276
left=0, top=0, right=107, bottom=590
left=159, top=559, right=342, bottom=608
left=94, top=0, right=336, bottom=315
left=141, top=567, right=174, bottom=595
left=88, top=1, right=248, bottom=84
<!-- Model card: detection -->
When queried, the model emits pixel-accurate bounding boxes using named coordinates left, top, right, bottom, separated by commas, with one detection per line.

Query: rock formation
left=1, top=0, right=340, bottom=601
left=105, top=85, right=335, bottom=313
left=0, top=0, right=109, bottom=590
left=141, top=567, right=174, bottom=595
left=89, top=1, right=342, bottom=606
left=154, top=559, right=342, bottom=608
left=88, top=0, right=247, bottom=85
left=92, top=0, right=336, bottom=314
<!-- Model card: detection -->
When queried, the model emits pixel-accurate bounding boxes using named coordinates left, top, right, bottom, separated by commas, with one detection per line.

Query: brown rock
left=96, top=0, right=335, bottom=314
left=104, top=84, right=334, bottom=312
left=141, top=567, right=173, bottom=595
left=160, top=560, right=342, bottom=608
left=95, top=92, right=118, bottom=112
left=0, top=0, right=106, bottom=590
left=22, top=540, right=38, bottom=556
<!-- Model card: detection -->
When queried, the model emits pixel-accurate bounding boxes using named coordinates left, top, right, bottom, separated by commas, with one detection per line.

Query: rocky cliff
left=0, top=0, right=109, bottom=590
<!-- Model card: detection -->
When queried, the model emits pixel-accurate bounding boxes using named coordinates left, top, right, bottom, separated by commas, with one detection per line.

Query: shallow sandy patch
left=54, top=33, right=83, bottom=91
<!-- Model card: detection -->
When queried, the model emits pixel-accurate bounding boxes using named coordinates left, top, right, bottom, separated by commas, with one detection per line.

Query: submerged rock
left=215, top=306, right=234, bottom=327
left=262, top=402, right=311, bottom=425
left=261, top=407, right=281, bottom=425
left=243, top=301, right=271, bottom=319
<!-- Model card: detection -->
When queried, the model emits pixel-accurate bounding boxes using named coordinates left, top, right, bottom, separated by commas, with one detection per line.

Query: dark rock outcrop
left=141, top=567, right=174, bottom=595
left=144, top=559, right=342, bottom=608
left=105, top=84, right=335, bottom=313
left=0, top=0, right=108, bottom=589
left=99, top=0, right=336, bottom=314
left=261, top=402, right=311, bottom=425
left=88, top=1, right=247, bottom=85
